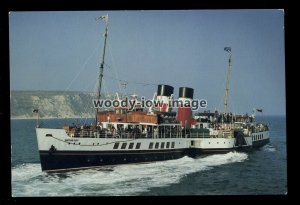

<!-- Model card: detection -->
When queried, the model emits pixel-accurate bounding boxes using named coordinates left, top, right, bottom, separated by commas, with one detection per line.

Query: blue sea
left=11, top=116, right=287, bottom=196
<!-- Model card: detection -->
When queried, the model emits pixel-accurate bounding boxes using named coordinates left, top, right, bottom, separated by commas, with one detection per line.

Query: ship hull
left=186, top=132, right=269, bottom=156
left=36, top=127, right=190, bottom=172
left=36, top=128, right=270, bottom=172
left=194, top=138, right=269, bottom=154
left=252, top=138, right=270, bottom=148
left=39, top=149, right=186, bottom=172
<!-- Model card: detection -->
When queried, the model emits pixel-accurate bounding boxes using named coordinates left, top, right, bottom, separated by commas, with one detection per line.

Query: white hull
left=36, top=128, right=270, bottom=171
left=36, top=128, right=187, bottom=152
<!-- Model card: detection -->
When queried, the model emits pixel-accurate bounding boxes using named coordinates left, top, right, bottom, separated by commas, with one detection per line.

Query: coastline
left=10, top=116, right=93, bottom=120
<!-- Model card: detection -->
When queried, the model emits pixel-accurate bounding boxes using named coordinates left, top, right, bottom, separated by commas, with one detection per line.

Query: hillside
left=10, top=91, right=101, bottom=119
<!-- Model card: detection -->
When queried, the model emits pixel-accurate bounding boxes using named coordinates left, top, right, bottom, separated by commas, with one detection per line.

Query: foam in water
left=12, top=152, right=248, bottom=196
left=262, top=144, right=276, bottom=152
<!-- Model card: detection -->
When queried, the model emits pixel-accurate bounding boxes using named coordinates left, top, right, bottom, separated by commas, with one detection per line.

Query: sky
left=9, top=10, right=285, bottom=116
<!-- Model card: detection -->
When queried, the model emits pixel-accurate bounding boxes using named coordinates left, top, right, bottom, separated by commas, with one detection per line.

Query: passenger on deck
left=154, top=127, right=158, bottom=138
left=111, top=126, right=116, bottom=136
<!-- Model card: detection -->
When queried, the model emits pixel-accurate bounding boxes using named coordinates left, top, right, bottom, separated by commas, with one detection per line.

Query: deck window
left=113, top=142, right=119, bottom=149
left=128, top=143, right=134, bottom=149
left=166, top=142, right=170, bottom=148
left=161, top=142, right=165, bottom=149
left=171, top=142, right=175, bottom=148
left=121, top=143, right=127, bottom=149
left=149, top=142, right=154, bottom=149
left=135, top=142, right=141, bottom=149
left=155, top=142, right=159, bottom=149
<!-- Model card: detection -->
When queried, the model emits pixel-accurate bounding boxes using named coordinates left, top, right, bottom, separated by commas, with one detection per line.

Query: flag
left=33, top=109, right=39, bottom=113
left=96, top=14, right=108, bottom=22
left=224, top=47, right=231, bottom=52
left=256, top=109, right=263, bottom=112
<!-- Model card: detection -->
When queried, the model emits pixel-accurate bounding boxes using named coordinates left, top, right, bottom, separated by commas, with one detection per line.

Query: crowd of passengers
left=68, top=123, right=189, bottom=138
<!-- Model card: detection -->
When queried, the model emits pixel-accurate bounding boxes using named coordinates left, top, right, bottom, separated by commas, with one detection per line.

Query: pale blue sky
left=9, top=10, right=285, bottom=115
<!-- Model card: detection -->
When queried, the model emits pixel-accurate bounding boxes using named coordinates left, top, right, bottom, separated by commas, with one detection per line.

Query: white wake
left=262, top=144, right=277, bottom=152
left=12, top=152, right=248, bottom=196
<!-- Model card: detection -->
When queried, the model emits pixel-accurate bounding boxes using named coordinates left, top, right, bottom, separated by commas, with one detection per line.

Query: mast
left=223, top=47, right=231, bottom=114
left=95, top=15, right=109, bottom=125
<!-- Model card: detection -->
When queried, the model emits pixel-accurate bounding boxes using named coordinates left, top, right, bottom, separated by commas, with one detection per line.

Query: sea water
left=11, top=116, right=287, bottom=196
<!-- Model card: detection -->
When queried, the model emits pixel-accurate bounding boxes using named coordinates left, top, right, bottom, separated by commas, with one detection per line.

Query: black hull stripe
left=252, top=138, right=270, bottom=147
left=40, top=150, right=186, bottom=171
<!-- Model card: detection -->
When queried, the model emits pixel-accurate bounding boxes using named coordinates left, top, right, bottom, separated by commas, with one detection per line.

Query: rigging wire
left=82, top=75, right=99, bottom=93
left=103, top=40, right=158, bottom=89
left=60, top=38, right=101, bottom=123
left=102, top=78, right=109, bottom=100
left=62, top=39, right=102, bottom=95
left=79, top=77, right=98, bottom=125
left=107, top=41, right=122, bottom=93
left=104, top=74, right=158, bottom=86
